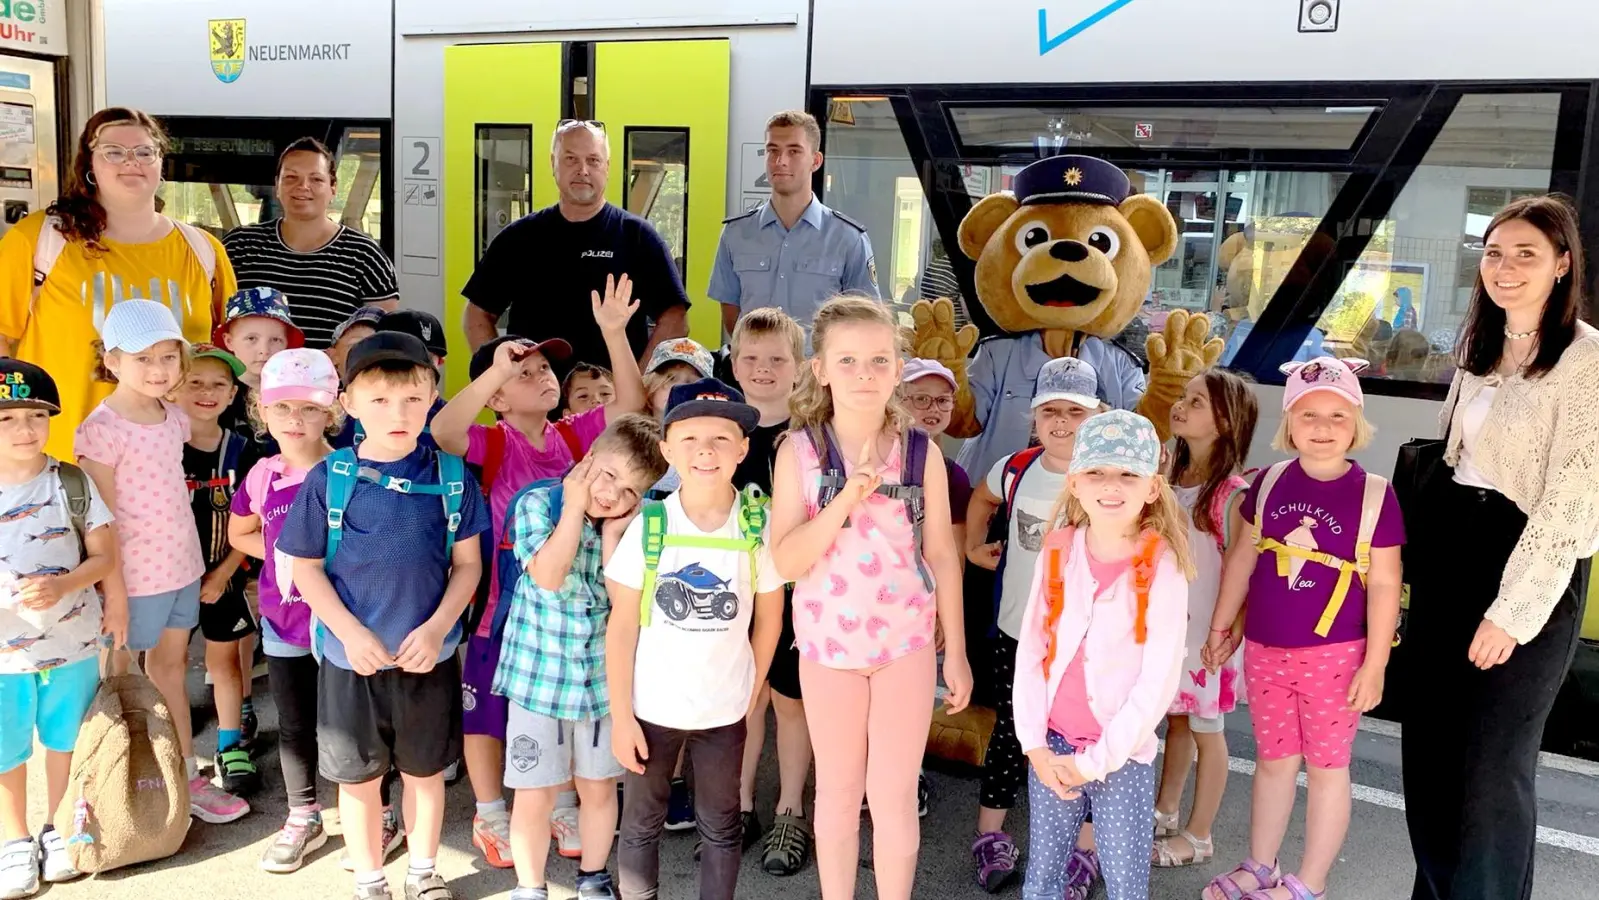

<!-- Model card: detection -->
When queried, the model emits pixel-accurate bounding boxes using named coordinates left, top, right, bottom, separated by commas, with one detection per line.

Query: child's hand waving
left=592, top=273, right=640, bottom=334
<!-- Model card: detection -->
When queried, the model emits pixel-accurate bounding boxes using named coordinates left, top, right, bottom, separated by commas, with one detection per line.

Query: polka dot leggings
left=1024, top=731, right=1155, bottom=900
left=980, top=634, right=1026, bottom=809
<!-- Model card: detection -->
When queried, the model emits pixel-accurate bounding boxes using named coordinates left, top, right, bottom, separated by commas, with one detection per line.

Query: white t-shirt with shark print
left=0, top=458, right=113, bottom=674
left=986, top=454, right=1068, bottom=641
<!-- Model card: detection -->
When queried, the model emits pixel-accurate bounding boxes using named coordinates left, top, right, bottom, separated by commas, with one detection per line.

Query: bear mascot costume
left=911, top=154, right=1223, bottom=484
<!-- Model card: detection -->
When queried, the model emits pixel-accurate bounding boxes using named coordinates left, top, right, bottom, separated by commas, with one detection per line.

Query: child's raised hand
left=840, top=440, right=883, bottom=510
left=592, top=273, right=640, bottom=334
left=611, top=714, right=650, bottom=775
left=1346, top=662, right=1385, bottom=712
left=967, top=541, right=1003, bottom=571
left=492, top=338, right=535, bottom=378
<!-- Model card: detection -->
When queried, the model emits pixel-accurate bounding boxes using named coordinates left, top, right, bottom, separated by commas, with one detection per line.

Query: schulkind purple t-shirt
left=465, top=406, right=609, bottom=635
left=232, top=457, right=313, bottom=649
left=1240, top=460, right=1404, bottom=649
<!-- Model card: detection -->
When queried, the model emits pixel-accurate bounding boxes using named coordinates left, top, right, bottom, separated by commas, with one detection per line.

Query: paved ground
left=19, top=645, right=1599, bottom=899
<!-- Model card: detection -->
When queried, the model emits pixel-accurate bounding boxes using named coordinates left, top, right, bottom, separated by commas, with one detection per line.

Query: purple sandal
left=1243, top=873, right=1325, bottom=900
left=1065, top=847, right=1099, bottom=900
left=1204, top=857, right=1281, bottom=900
left=971, top=831, right=1020, bottom=893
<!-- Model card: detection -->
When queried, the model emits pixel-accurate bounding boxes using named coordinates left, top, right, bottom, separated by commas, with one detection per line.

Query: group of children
left=0, top=274, right=1404, bottom=900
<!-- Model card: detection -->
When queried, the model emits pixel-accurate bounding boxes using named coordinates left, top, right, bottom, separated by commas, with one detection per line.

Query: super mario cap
left=1033, top=357, right=1101, bottom=410
left=1012, top=155, right=1131, bottom=207
left=662, top=378, right=760, bottom=435
left=1070, top=409, right=1161, bottom=478
left=378, top=309, right=448, bottom=359
left=261, top=348, right=340, bottom=407
left=0, top=359, right=60, bottom=415
left=215, top=286, right=306, bottom=349
left=646, top=338, right=715, bottom=379
left=101, top=299, right=186, bottom=354
left=469, top=335, right=572, bottom=382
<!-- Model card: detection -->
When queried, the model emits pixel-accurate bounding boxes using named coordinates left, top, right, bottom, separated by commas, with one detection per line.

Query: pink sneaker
left=189, top=775, right=250, bottom=824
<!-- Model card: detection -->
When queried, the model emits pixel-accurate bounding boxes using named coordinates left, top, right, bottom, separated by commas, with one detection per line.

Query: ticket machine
left=0, top=54, right=57, bottom=239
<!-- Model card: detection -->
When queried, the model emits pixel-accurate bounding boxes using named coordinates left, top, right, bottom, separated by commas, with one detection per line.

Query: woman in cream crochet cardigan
left=1401, top=194, right=1599, bottom=900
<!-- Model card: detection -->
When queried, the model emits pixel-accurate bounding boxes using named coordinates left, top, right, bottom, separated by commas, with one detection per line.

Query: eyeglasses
left=556, top=119, right=606, bottom=133
left=904, top=394, right=955, bottom=412
left=264, top=402, right=331, bottom=422
left=93, top=144, right=161, bottom=166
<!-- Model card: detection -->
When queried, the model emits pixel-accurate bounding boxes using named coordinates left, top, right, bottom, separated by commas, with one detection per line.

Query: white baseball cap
left=1032, top=357, right=1101, bottom=410
left=101, top=299, right=185, bottom=354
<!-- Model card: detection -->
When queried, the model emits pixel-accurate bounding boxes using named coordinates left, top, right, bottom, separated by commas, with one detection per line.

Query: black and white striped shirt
left=221, top=220, right=399, bottom=348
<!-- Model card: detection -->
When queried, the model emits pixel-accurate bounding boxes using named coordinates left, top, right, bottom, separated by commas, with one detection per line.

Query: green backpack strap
left=54, top=462, right=92, bottom=551
left=737, top=485, right=768, bottom=595
left=638, top=501, right=669, bottom=627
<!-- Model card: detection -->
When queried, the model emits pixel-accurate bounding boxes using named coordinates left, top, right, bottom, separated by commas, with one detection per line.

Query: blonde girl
left=769, top=296, right=973, bottom=900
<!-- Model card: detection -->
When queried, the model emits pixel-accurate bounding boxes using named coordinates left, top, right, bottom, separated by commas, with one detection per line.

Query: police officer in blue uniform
left=709, top=110, right=878, bottom=346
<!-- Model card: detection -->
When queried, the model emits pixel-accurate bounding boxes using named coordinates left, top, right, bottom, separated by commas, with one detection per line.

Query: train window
left=474, top=125, right=531, bottom=262
left=950, top=104, right=1379, bottom=154
left=623, top=128, right=688, bottom=279
left=1314, top=93, right=1560, bottom=385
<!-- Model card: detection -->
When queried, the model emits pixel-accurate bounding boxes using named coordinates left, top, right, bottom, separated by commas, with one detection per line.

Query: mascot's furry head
left=958, top=155, right=1179, bottom=338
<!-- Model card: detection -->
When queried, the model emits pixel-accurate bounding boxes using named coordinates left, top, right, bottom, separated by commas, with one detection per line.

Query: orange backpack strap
left=1039, top=527, right=1074, bottom=678
left=1130, top=531, right=1164, bottom=645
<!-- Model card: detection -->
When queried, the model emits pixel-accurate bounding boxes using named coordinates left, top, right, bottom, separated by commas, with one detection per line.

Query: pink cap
left=901, top=358, right=957, bottom=391
left=260, top=349, right=340, bottom=407
left=1280, top=356, right=1368, bottom=410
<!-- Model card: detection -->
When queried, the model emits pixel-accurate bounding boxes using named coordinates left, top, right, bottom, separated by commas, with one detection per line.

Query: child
left=640, top=337, right=714, bottom=508
left=768, top=296, right=973, bottom=900
left=1152, top=369, right=1258, bottom=870
left=563, top=363, right=616, bottom=418
left=606, top=379, right=786, bottom=900
left=726, top=308, right=811, bottom=873
left=229, top=348, right=347, bottom=873
left=1012, top=409, right=1195, bottom=900
left=963, top=356, right=1101, bottom=893
left=329, top=307, right=386, bottom=381
left=332, top=310, right=452, bottom=452
left=174, top=344, right=261, bottom=796
left=214, top=286, right=306, bottom=435
left=0, top=361, right=119, bottom=899
left=431, top=274, right=646, bottom=868
left=75, top=299, right=251, bottom=825
left=496, top=415, right=669, bottom=900
left=1201, top=358, right=1402, bottom=900
left=277, top=331, right=491, bottom=900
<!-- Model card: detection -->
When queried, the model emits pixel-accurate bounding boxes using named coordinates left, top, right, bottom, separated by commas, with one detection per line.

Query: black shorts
left=768, top=587, right=802, bottom=701
left=317, top=656, right=463, bottom=784
left=197, top=588, right=256, bottom=642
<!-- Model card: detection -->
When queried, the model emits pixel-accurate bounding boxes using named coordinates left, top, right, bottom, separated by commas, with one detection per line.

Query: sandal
left=1203, top=857, right=1281, bottom=900
left=1152, top=830, right=1213, bottom=867
left=1064, top=847, right=1099, bottom=900
left=1243, top=873, right=1325, bottom=900
left=760, top=813, right=811, bottom=876
left=1154, top=808, right=1180, bottom=838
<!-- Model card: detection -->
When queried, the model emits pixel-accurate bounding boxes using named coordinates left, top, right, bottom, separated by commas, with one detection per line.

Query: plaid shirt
left=491, top=484, right=611, bottom=720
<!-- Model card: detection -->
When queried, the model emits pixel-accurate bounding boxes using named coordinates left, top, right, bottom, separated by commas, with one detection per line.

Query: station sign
left=0, top=0, right=65, bottom=57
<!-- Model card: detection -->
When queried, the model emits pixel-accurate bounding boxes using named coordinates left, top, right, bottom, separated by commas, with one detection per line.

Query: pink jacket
left=1011, top=527, right=1189, bottom=783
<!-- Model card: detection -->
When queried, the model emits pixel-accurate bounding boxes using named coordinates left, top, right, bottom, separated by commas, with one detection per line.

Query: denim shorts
left=126, top=579, right=202, bottom=651
left=0, top=657, right=101, bottom=773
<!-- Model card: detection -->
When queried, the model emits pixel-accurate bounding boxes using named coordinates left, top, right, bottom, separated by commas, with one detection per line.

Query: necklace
left=1504, top=326, right=1537, bottom=341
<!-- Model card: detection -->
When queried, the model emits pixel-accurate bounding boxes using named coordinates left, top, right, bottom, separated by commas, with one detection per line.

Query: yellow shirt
left=0, top=211, right=236, bottom=461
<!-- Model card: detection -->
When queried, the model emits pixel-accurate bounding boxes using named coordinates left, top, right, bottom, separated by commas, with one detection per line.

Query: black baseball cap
left=0, top=359, right=61, bottom=415
left=662, top=378, right=759, bottom=435
left=343, top=332, right=437, bottom=385
left=377, top=309, right=448, bottom=359
left=469, top=335, right=574, bottom=382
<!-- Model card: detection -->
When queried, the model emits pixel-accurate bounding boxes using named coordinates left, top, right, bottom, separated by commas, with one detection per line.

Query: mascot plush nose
left=1049, top=241, right=1089, bottom=262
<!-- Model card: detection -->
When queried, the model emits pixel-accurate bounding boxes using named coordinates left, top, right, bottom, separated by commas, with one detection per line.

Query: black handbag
left=1389, top=387, right=1461, bottom=647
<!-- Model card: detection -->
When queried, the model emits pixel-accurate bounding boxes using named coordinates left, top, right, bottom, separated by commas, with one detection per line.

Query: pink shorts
left=1243, top=638, right=1366, bottom=769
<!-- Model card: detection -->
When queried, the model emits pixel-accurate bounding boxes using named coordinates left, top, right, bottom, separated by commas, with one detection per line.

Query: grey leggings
left=1023, top=731, right=1155, bottom=900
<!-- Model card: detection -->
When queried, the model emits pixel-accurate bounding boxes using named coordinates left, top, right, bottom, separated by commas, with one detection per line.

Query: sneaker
left=664, top=778, right=695, bottom=831
left=917, top=772, right=930, bottom=818
left=509, top=889, right=549, bottom=900
left=341, top=806, right=404, bottom=871
left=259, top=812, right=328, bottom=873
left=971, top=831, right=1020, bottom=893
left=404, top=871, right=453, bottom=900
left=442, top=760, right=463, bottom=785
left=216, top=746, right=263, bottom=796
left=471, top=812, right=513, bottom=868
left=189, top=775, right=251, bottom=824
left=38, top=828, right=80, bottom=884
left=353, top=881, right=393, bottom=900
left=550, top=805, right=582, bottom=859
left=0, top=837, right=38, bottom=900
left=760, top=813, right=811, bottom=876
left=575, top=870, right=617, bottom=900
left=741, top=810, right=763, bottom=852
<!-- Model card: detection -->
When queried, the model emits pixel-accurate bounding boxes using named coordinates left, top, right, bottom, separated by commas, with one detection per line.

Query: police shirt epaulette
left=722, top=208, right=760, bottom=225
left=830, top=209, right=868, bottom=232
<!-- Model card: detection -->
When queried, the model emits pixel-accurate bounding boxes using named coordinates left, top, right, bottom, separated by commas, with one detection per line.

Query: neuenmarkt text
left=247, top=43, right=352, bottom=62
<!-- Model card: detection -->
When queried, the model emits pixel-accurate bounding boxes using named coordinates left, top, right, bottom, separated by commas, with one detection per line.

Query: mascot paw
left=1146, top=308, right=1224, bottom=383
left=910, top=298, right=979, bottom=376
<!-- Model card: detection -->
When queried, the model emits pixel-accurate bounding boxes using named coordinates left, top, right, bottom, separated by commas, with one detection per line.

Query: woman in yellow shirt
left=0, top=106, right=237, bottom=461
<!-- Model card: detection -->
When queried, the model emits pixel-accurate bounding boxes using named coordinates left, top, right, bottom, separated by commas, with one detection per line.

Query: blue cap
left=1032, top=357, right=1101, bottom=410
left=101, top=299, right=186, bottom=354
left=1070, top=409, right=1161, bottom=478
left=216, top=286, right=305, bottom=348
left=330, top=306, right=385, bottom=345
left=662, top=378, right=759, bottom=434
left=1012, top=155, right=1131, bottom=207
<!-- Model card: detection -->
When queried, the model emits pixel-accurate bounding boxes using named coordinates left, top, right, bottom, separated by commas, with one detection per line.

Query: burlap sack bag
left=51, top=655, right=191, bottom=873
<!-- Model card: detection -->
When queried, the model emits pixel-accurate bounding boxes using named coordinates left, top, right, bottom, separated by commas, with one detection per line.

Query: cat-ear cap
left=1280, top=356, right=1367, bottom=411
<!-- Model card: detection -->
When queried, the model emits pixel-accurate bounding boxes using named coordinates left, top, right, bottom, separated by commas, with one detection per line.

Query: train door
left=0, top=54, right=58, bottom=239
left=441, top=38, right=730, bottom=390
